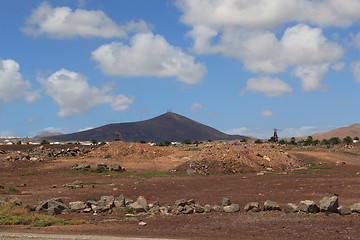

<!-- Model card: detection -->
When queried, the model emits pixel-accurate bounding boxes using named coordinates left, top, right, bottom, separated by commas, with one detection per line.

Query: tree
left=321, top=139, right=330, bottom=145
left=279, top=139, right=287, bottom=145
left=355, top=137, right=359, bottom=141
left=290, top=137, right=297, bottom=145
left=254, top=139, right=263, bottom=144
left=329, top=137, right=341, bottom=145
left=343, top=136, right=353, bottom=144
left=41, top=139, right=50, bottom=145
left=305, top=136, right=314, bottom=145
left=182, top=139, right=192, bottom=144
left=91, top=139, right=98, bottom=145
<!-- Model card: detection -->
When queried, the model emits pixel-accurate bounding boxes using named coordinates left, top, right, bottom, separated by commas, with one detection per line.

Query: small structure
left=114, top=131, right=121, bottom=141
left=272, top=129, right=279, bottom=142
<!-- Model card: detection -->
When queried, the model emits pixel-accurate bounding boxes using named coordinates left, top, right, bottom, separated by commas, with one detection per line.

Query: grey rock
left=204, top=204, right=212, bottom=213
left=194, top=204, right=205, bottom=213
left=212, top=205, right=223, bottom=212
left=98, top=195, right=115, bottom=210
left=75, top=163, right=90, bottom=171
left=350, top=203, right=360, bottom=213
left=35, top=199, right=67, bottom=212
left=263, top=200, right=281, bottom=211
left=319, top=196, right=338, bottom=213
left=222, top=197, right=231, bottom=207
left=124, top=198, right=134, bottom=206
left=182, top=205, right=194, bottom=214
left=160, top=206, right=170, bottom=214
left=187, top=199, right=195, bottom=207
left=69, top=201, right=85, bottom=210
left=47, top=206, right=62, bottom=215
left=0, top=199, right=5, bottom=206
left=175, top=199, right=186, bottom=207
left=223, top=204, right=240, bottom=213
left=299, top=200, right=320, bottom=213
left=244, top=202, right=261, bottom=212
left=337, top=206, right=351, bottom=215
left=114, top=195, right=125, bottom=208
left=284, top=203, right=299, bottom=213
left=110, top=164, right=124, bottom=171
left=186, top=169, right=197, bottom=175
left=129, top=196, right=148, bottom=212
left=149, top=205, right=160, bottom=213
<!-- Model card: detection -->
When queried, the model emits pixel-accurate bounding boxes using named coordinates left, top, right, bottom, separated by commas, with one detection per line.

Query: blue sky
left=1, top=0, right=360, bottom=139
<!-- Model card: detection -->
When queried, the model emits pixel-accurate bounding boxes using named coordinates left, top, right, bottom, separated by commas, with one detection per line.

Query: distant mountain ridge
left=40, top=112, right=247, bottom=142
left=310, top=123, right=360, bottom=140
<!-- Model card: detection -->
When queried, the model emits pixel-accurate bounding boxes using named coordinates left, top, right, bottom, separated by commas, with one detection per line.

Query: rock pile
left=70, top=162, right=125, bottom=172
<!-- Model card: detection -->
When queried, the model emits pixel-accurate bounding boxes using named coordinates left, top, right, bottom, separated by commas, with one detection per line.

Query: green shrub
left=104, top=154, right=111, bottom=159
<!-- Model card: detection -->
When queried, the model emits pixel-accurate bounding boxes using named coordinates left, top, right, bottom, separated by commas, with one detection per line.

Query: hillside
left=311, top=123, right=360, bottom=140
left=40, top=112, right=247, bottom=142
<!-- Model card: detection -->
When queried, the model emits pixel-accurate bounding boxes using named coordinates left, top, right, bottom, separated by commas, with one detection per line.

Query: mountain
left=311, top=124, right=360, bottom=140
left=35, top=132, right=64, bottom=138
left=41, top=112, right=247, bottom=142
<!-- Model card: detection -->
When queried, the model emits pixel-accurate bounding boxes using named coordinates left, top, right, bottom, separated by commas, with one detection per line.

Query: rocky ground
left=0, top=141, right=360, bottom=239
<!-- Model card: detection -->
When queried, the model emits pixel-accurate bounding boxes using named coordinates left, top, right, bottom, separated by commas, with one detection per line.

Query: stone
left=263, top=200, right=281, bottom=211
left=284, top=203, right=299, bottom=213
left=350, top=203, right=360, bottom=213
left=244, top=202, right=261, bottom=212
left=47, top=206, right=62, bottom=215
left=212, top=205, right=223, bottom=212
left=204, top=204, right=212, bottom=213
left=109, top=164, right=124, bottom=171
left=69, top=201, right=85, bottom=210
left=160, top=206, right=170, bottom=214
left=222, top=197, right=231, bottom=207
left=139, top=221, right=147, bottom=226
left=299, top=200, right=320, bottom=213
left=129, top=196, right=148, bottom=212
left=114, top=195, right=125, bottom=208
left=175, top=199, right=187, bottom=207
left=35, top=199, right=67, bottom=212
left=223, top=204, right=240, bottom=213
left=194, top=204, right=205, bottom=213
left=96, top=163, right=108, bottom=172
left=75, top=163, right=90, bottom=171
left=182, top=205, right=194, bottom=214
left=124, top=198, right=134, bottom=206
left=186, top=169, right=197, bottom=175
left=83, top=208, right=92, bottom=213
left=98, top=195, right=115, bottom=210
left=319, top=196, right=338, bottom=213
left=337, top=206, right=351, bottom=215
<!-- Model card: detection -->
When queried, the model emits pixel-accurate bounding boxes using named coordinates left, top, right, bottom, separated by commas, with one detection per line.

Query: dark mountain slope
left=42, top=112, right=246, bottom=142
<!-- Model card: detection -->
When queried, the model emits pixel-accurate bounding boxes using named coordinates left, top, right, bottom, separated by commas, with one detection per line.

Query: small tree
left=279, top=139, right=287, bottom=145
left=182, top=139, right=192, bottom=144
left=41, top=139, right=50, bottom=145
left=254, top=139, right=263, bottom=144
left=91, top=139, right=98, bottom=145
left=305, top=136, right=314, bottom=146
left=343, top=136, right=353, bottom=144
left=290, top=137, right=297, bottom=145
left=329, top=137, right=341, bottom=145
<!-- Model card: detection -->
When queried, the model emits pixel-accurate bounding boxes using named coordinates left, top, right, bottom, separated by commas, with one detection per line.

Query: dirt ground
left=1, top=142, right=360, bottom=239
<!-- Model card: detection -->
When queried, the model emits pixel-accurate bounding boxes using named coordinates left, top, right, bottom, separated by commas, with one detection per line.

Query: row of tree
left=256, top=136, right=359, bottom=145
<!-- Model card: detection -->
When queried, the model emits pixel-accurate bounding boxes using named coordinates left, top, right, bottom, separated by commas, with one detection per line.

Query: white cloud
left=190, top=102, right=203, bottom=114
left=92, top=32, right=207, bottom=84
left=240, top=77, right=292, bottom=97
left=292, top=64, right=329, bottom=91
left=331, top=62, right=346, bottom=71
left=21, top=1, right=150, bottom=38
left=38, top=69, right=134, bottom=118
left=176, top=0, right=360, bottom=29
left=177, top=1, right=345, bottom=91
left=0, top=58, right=39, bottom=103
left=351, top=61, right=360, bottom=82
left=259, top=110, right=274, bottom=118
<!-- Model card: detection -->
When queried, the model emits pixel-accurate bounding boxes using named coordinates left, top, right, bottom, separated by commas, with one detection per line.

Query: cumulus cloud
left=259, top=110, right=274, bottom=118
left=240, top=77, right=292, bottom=97
left=38, top=69, right=134, bottom=118
left=92, top=32, right=207, bottom=84
left=0, top=58, right=39, bottom=103
left=176, top=1, right=345, bottom=91
left=176, top=0, right=360, bottom=29
left=351, top=61, right=360, bottom=82
left=292, top=64, right=329, bottom=91
left=21, top=1, right=150, bottom=38
left=190, top=102, right=203, bottom=114
left=331, top=62, right=346, bottom=71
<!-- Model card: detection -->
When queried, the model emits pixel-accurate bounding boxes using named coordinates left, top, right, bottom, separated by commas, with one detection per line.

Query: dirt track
left=1, top=143, right=360, bottom=239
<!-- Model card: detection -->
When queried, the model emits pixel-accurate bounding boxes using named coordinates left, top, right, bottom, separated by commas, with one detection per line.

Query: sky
left=1, top=0, right=360, bottom=139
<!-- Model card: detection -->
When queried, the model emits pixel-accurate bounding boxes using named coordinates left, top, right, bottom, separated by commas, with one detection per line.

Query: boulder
left=204, top=204, right=212, bottom=213
left=35, top=199, right=67, bottom=212
left=129, top=196, right=148, bottom=212
left=69, top=201, right=85, bottom=210
left=319, top=196, right=338, bottom=213
left=114, top=195, right=125, bottom=208
left=186, top=169, right=197, bottom=175
left=337, top=206, right=351, bottom=215
left=299, top=200, right=320, bottom=213
left=223, top=204, right=240, bottom=213
left=182, top=205, right=194, bottom=214
left=284, top=203, right=299, bottom=213
left=47, top=206, right=62, bottom=215
left=222, top=197, right=231, bottom=207
left=98, top=196, right=115, bottom=211
left=75, top=163, right=90, bottom=171
left=124, top=198, right=134, bottom=206
left=244, top=202, right=261, bottom=212
left=194, top=204, right=205, bottom=213
left=212, top=205, right=223, bottom=212
left=109, top=164, right=124, bottom=172
left=96, top=163, right=108, bottom=172
left=160, top=206, right=170, bottom=214
left=263, top=200, right=281, bottom=211
left=174, top=199, right=187, bottom=207
left=350, top=203, right=360, bottom=213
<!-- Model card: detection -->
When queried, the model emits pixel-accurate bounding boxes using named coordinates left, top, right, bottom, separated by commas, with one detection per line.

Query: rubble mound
left=92, top=141, right=175, bottom=160
left=172, top=142, right=305, bottom=175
